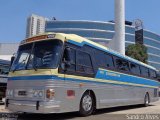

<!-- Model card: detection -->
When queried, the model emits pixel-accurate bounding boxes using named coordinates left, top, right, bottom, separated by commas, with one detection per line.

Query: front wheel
left=79, top=92, right=95, bottom=116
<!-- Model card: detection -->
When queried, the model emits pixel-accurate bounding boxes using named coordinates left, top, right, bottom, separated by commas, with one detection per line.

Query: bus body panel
left=6, top=33, right=159, bottom=114
left=6, top=69, right=159, bottom=113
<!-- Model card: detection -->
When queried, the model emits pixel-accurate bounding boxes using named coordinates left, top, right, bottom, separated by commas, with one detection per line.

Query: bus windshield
left=11, top=40, right=63, bottom=71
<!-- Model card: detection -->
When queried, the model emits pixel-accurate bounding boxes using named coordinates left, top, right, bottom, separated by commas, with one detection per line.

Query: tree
left=125, top=44, right=148, bottom=64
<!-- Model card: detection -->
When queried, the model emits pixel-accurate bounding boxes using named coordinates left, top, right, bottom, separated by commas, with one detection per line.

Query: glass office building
left=45, top=20, right=160, bottom=70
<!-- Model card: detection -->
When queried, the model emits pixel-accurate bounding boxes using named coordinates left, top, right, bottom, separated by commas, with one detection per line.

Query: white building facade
left=0, top=43, right=19, bottom=60
left=26, top=14, right=49, bottom=38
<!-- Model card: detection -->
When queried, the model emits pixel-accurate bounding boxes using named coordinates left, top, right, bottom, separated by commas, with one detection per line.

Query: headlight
left=33, top=91, right=38, bottom=97
left=7, top=90, right=13, bottom=96
left=33, top=90, right=43, bottom=98
left=38, top=91, right=43, bottom=97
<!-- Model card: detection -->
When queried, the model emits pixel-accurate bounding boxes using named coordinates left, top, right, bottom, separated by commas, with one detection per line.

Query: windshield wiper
left=13, top=59, right=28, bottom=72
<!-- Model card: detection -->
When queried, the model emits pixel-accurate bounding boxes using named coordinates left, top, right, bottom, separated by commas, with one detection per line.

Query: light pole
left=109, top=0, right=125, bottom=55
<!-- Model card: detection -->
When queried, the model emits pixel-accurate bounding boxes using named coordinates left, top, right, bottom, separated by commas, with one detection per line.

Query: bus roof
left=23, top=32, right=156, bottom=71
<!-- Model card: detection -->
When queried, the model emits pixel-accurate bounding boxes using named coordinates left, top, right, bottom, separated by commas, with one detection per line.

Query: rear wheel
left=144, top=93, right=150, bottom=107
left=79, top=91, right=95, bottom=116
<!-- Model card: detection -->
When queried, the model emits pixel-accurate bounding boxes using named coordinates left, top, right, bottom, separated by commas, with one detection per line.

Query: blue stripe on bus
left=8, top=74, right=159, bottom=88
left=8, top=75, right=57, bottom=80
left=95, top=70, right=159, bottom=87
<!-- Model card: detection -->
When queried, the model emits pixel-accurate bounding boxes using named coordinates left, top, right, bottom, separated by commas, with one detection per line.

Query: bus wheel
left=144, top=93, right=150, bottom=107
left=79, top=91, right=94, bottom=116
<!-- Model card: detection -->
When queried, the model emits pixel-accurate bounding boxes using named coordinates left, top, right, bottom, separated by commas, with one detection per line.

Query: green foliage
left=125, top=44, right=148, bottom=63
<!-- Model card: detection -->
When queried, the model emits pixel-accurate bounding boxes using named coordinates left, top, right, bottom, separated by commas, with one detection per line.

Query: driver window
left=63, top=48, right=76, bottom=71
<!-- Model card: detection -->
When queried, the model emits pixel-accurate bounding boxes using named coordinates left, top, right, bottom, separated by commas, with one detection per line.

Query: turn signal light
left=46, top=89, right=55, bottom=99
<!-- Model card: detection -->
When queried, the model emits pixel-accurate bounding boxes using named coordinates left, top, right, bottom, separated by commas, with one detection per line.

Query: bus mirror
left=10, top=56, right=15, bottom=66
left=64, top=48, right=71, bottom=61
left=61, top=62, right=66, bottom=71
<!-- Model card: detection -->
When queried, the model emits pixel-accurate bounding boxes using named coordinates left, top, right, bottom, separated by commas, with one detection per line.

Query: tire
left=144, top=93, right=150, bottom=107
left=79, top=91, right=95, bottom=116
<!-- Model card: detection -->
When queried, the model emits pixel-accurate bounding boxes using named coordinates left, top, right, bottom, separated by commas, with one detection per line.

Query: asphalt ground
left=0, top=100, right=160, bottom=120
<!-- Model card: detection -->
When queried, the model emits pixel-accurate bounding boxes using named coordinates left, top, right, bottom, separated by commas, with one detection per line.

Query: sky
left=0, top=0, right=160, bottom=43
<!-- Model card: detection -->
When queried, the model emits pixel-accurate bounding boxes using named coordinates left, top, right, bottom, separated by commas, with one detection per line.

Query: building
left=45, top=20, right=160, bottom=70
left=0, top=43, right=19, bottom=60
left=0, top=43, right=18, bottom=102
left=26, top=14, right=49, bottom=38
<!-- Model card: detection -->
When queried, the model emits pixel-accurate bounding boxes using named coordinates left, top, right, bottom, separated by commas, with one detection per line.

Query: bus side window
left=149, top=69, right=157, bottom=79
left=76, top=51, right=94, bottom=74
left=104, top=54, right=114, bottom=69
left=140, top=66, right=149, bottom=78
left=63, top=48, right=76, bottom=72
left=130, top=63, right=141, bottom=75
left=94, top=50, right=114, bottom=69
left=114, top=57, right=130, bottom=72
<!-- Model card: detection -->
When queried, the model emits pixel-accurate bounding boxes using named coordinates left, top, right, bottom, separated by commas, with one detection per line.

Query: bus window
left=63, top=48, right=76, bottom=72
left=130, top=63, right=140, bottom=75
left=76, top=51, right=94, bottom=74
left=140, top=66, right=149, bottom=77
left=11, top=43, right=32, bottom=71
left=95, top=51, right=106, bottom=68
left=149, top=69, right=157, bottom=79
left=95, top=51, right=114, bottom=69
left=31, top=40, right=62, bottom=69
left=114, top=57, right=130, bottom=72
left=105, top=54, right=114, bottom=68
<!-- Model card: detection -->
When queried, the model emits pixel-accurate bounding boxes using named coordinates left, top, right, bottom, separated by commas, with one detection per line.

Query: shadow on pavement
left=16, top=104, right=155, bottom=120
left=94, top=104, right=154, bottom=115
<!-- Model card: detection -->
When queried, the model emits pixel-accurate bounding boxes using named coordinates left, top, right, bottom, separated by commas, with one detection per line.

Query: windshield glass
left=11, top=40, right=63, bottom=71
left=11, top=43, right=32, bottom=71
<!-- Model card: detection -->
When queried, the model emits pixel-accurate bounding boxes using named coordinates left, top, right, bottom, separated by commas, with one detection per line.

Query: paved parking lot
left=0, top=100, right=160, bottom=120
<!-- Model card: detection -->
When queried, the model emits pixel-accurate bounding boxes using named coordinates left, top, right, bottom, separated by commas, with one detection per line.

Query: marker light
left=46, top=89, right=55, bottom=99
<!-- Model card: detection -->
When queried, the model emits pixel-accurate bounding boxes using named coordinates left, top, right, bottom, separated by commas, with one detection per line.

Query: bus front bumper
left=6, top=99, right=61, bottom=113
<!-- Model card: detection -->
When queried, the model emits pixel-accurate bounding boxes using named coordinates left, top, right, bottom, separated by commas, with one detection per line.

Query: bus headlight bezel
left=7, top=89, right=13, bottom=97
left=32, top=90, right=44, bottom=98
left=38, top=91, right=43, bottom=97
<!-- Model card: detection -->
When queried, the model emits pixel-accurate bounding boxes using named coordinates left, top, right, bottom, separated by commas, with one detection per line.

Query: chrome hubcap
left=82, top=95, right=92, bottom=111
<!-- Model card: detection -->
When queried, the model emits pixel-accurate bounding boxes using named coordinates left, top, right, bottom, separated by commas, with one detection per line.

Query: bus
left=0, top=59, right=10, bottom=103
left=6, top=33, right=159, bottom=116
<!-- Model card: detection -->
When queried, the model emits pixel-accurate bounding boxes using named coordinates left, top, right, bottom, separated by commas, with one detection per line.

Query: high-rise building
left=26, top=14, right=49, bottom=38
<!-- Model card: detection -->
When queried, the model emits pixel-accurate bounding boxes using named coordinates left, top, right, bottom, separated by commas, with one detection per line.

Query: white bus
left=6, top=33, right=159, bottom=116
